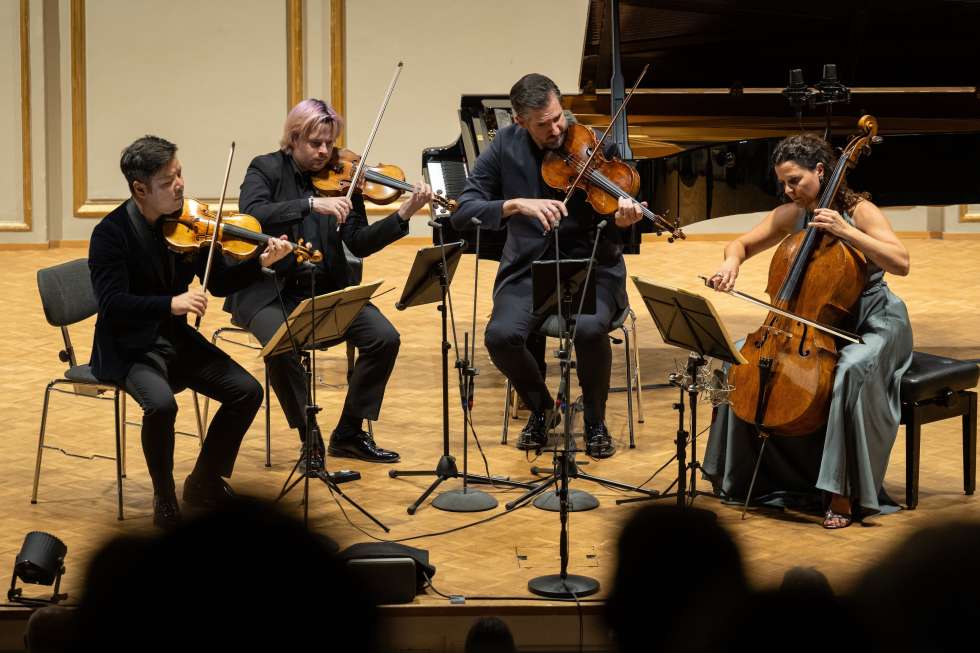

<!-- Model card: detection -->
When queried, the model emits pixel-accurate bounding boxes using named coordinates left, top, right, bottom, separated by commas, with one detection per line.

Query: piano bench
left=900, top=351, right=979, bottom=509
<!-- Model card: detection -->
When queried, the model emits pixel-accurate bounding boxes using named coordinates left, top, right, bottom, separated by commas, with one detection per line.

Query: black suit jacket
left=223, top=150, right=408, bottom=327
left=449, top=124, right=628, bottom=309
left=88, top=200, right=265, bottom=382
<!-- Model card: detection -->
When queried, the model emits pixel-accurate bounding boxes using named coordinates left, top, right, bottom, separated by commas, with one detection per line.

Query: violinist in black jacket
left=224, top=99, right=432, bottom=469
left=451, top=74, right=644, bottom=458
left=89, top=135, right=292, bottom=528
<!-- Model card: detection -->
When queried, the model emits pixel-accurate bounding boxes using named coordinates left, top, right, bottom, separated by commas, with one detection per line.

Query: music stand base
left=533, top=488, right=599, bottom=512
left=432, top=487, right=498, bottom=512
left=528, top=574, right=600, bottom=599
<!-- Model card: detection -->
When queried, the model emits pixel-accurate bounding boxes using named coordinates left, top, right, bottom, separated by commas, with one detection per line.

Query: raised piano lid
left=574, top=0, right=980, bottom=158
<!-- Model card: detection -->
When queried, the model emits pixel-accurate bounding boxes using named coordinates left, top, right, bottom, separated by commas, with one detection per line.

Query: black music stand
left=618, top=277, right=745, bottom=508
left=389, top=243, right=531, bottom=514
left=262, top=280, right=388, bottom=531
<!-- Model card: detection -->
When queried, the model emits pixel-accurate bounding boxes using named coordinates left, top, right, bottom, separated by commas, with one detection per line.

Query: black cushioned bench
left=900, top=351, right=979, bottom=509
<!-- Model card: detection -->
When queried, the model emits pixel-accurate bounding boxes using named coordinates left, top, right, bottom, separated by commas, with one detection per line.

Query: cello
left=727, top=116, right=880, bottom=436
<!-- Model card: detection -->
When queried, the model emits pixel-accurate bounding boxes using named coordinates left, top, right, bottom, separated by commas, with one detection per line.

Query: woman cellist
left=703, top=133, right=913, bottom=528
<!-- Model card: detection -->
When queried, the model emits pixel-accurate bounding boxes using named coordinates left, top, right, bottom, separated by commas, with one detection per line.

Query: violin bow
left=343, top=62, right=404, bottom=209
left=559, top=63, right=648, bottom=208
left=194, top=141, right=235, bottom=330
left=698, top=276, right=863, bottom=344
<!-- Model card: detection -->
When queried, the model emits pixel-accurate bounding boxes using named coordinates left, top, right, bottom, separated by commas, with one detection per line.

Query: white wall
left=1, top=0, right=978, bottom=246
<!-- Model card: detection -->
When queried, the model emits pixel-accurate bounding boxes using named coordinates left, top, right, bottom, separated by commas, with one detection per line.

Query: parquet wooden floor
left=2, top=238, right=978, bottom=615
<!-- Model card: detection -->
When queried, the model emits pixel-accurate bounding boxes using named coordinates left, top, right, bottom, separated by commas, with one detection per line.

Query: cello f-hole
left=798, top=324, right=811, bottom=357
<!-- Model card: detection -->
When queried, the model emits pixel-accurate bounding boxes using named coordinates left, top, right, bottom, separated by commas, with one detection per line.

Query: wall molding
left=287, top=0, right=303, bottom=110
left=330, top=0, right=345, bottom=147
left=70, top=0, right=305, bottom=218
left=2, top=0, right=32, bottom=232
left=959, top=205, right=980, bottom=223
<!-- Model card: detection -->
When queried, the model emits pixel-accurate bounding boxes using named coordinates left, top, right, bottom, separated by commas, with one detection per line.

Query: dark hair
left=771, top=133, right=869, bottom=212
left=464, top=616, right=517, bottom=653
left=120, top=135, right=177, bottom=194
left=509, top=73, right=561, bottom=117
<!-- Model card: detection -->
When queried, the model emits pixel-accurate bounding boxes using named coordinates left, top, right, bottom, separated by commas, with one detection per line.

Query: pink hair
left=279, top=99, right=345, bottom=152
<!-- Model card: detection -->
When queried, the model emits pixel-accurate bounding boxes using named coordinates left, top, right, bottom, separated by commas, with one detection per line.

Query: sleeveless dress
left=702, top=209, right=914, bottom=516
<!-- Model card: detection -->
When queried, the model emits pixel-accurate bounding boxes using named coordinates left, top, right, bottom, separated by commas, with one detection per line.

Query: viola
left=312, top=147, right=457, bottom=212
left=162, top=198, right=323, bottom=264
left=727, top=116, right=879, bottom=436
left=540, top=122, right=684, bottom=241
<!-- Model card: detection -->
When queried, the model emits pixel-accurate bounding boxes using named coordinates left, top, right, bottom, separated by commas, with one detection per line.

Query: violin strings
left=562, top=152, right=673, bottom=231
left=363, top=169, right=451, bottom=207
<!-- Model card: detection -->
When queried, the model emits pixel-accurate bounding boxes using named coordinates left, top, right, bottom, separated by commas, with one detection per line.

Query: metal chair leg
left=120, top=391, right=127, bottom=477
left=192, top=391, right=205, bottom=446
left=622, top=324, right=636, bottom=449
left=502, top=379, right=513, bottom=445
left=114, top=389, right=124, bottom=520
left=31, top=382, right=55, bottom=504
left=264, top=365, right=272, bottom=468
left=630, top=309, right=644, bottom=423
left=964, top=391, right=977, bottom=495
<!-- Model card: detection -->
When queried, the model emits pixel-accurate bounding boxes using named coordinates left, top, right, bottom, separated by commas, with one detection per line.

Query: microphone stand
left=431, top=218, right=515, bottom=511
left=520, top=218, right=605, bottom=599
left=389, top=220, right=532, bottom=514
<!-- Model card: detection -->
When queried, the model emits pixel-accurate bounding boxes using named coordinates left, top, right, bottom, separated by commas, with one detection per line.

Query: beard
left=543, top=128, right=566, bottom=151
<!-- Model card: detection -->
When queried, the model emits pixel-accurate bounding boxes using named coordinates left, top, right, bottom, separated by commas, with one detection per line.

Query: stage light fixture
left=8, top=531, right=68, bottom=604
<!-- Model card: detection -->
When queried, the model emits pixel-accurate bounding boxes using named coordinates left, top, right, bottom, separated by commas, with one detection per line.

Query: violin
left=727, top=116, right=879, bottom=436
left=162, top=198, right=322, bottom=264
left=312, top=147, right=457, bottom=212
left=540, top=122, right=685, bottom=241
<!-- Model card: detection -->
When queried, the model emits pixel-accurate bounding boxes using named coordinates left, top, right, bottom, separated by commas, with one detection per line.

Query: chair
left=900, top=351, right=978, bottom=509
left=32, top=259, right=126, bottom=520
left=501, top=306, right=643, bottom=448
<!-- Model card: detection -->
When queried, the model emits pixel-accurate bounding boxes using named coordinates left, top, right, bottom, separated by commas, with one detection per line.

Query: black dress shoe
left=153, top=493, right=181, bottom=529
left=182, top=473, right=236, bottom=509
left=296, top=442, right=326, bottom=476
left=328, top=430, right=400, bottom=463
left=584, top=421, right=616, bottom=459
left=516, top=411, right=561, bottom=451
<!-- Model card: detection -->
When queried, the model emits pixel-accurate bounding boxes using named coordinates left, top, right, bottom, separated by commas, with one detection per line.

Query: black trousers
left=485, top=283, right=616, bottom=423
left=247, top=299, right=400, bottom=441
left=123, top=335, right=262, bottom=495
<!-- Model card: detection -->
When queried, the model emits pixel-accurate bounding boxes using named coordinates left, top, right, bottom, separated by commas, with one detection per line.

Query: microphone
left=782, top=68, right=811, bottom=117
left=428, top=218, right=442, bottom=230
left=815, top=63, right=850, bottom=105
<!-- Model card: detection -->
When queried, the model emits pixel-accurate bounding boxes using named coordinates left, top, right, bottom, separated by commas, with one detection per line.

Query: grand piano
left=424, top=0, right=980, bottom=257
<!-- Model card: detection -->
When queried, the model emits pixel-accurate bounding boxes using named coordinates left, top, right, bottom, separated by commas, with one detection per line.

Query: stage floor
left=2, top=238, right=978, bottom=648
